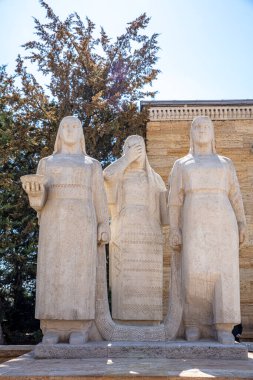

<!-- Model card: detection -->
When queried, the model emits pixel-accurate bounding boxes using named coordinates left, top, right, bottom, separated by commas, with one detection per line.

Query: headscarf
left=119, top=135, right=166, bottom=219
left=189, top=116, right=216, bottom=154
left=53, top=116, right=86, bottom=155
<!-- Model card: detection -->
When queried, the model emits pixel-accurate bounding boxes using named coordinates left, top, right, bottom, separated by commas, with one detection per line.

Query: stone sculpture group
left=21, top=115, right=246, bottom=346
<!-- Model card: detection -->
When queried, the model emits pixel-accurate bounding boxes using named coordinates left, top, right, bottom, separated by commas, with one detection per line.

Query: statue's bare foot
left=185, top=326, right=200, bottom=341
left=69, top=331, right=89, bottom=345
left=217, top=330, right=235, bottom=345
left=42, top=331, right=59, bottom=345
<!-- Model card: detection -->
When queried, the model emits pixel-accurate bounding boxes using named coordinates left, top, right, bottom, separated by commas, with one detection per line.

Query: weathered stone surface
left=168, top=116, right=246, bottom=343
left=1, top=351, right=252, bottom=380
left=104, top=135, right=166, bottom=323
left=94, top=239, right=181, bottom=342
left=33, top=340, right=248, bottom=360
left=34, top=342, right=108, bottom=359
left=21, top=116, right=110, bottom=343
left=0, top=345, right=34, bottom=358
left=146, top=101, right=253, bottom=340
left=244, top=342, right=253, bottom=352
left=163, top=341, right=248, bottom=360
left=95, top=135, right=181, bottom=341
left=107, top=341, right=166, bottom=358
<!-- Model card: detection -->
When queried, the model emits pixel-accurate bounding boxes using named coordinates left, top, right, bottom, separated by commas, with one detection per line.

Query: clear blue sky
left=1, top=0, right=253, bottom=100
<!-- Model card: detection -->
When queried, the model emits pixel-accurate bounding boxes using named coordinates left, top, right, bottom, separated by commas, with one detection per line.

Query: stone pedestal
left=1, top=350, right=253, bottom=380
left=34, top=340, right=248, bottom=360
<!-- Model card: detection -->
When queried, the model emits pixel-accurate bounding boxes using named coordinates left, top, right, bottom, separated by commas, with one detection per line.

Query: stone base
left=1, top=352, right=253, bottom=379
left=34, top=340, right=248, bottom=360
left=244, top=342, right=253, bottom=352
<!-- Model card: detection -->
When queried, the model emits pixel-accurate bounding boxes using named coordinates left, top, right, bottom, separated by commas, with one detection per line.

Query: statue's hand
left=21, top=174, right=47, bottom=212
left=238, top=222, right=247, bottom=248
left=124, top=143, right=142, bottom=164
left=98, top=223, right=111, bottom=245
left=22, top=181, right=45, bottom=196
left=169, top=228, right=182, bottom=252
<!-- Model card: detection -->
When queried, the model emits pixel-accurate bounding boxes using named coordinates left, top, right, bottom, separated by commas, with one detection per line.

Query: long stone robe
left=168, top=154, right=245, bottom=328
left=35, top=153, right=109, bottom=321
left=104, top=162, right=166, bottom=322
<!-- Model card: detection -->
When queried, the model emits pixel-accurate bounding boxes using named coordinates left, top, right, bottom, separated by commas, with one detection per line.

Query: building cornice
left=141, top=100, right=253, bottom=121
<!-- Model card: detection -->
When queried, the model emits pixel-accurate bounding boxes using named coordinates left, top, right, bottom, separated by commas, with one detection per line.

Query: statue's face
left=60, top=118, right=82, bottom=146
left=192, top=118, right=213, bottom=145
left=126, top=137, right=146, bottom=163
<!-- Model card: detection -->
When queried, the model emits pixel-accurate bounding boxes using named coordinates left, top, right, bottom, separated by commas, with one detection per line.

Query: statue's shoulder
left=217, top=154, right=233, bottom=166
left=174, top=154, right=193, bottom=167
left=84, top=156, right=102, bottom=170
left=39, top=154, right=53, bottom=162
left=38, top=154, right=53, bottom=166
left=37, top=155, right=54, bottom=173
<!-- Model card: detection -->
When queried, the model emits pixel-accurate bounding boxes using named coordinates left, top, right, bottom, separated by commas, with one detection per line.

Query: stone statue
left=168, top=116, right=246, bottom=344
left=104, top=135, right=167, bottom=323
left=21, top=116, right=110, bottom=344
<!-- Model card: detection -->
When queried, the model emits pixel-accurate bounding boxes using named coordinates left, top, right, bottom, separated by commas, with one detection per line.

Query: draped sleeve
left=92, top=159, right=110, bottom=227
left=227, top=159, right=246, bottom=224
left=168, top=160, right=184, bottom=207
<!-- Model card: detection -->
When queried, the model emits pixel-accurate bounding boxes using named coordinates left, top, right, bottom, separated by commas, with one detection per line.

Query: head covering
left=53, top=116, right=86, bottom=155
left=123, top=135, right=165, bottom=190
left=121, top=135, right=166, bottom=218
left=189, top=116, right=216, bottom=154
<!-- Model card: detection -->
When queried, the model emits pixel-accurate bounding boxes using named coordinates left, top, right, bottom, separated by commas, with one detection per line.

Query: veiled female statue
left=168, top=116, right=246, bottom=344
left=104, top=135, right=167, bottom=324
left=21, top=116, right=110, bottom=344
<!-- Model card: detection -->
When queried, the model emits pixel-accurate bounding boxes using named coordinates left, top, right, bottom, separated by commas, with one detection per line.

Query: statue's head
left=54, top=116, right=86, bottom=154
left=190, top=116, right=216, bottom=154
left=123, top=135, right=146, bottom=158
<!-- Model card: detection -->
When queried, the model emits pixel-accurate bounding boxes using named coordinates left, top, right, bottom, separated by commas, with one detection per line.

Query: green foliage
left=0, top=66, right=41, bottom=343
left=0, top=0, right=160, bottom=343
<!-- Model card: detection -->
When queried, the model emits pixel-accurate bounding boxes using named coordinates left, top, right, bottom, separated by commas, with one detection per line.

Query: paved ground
left=0, top=345, right=34, bottom=364
left=0, top=352, right=253, bottom=379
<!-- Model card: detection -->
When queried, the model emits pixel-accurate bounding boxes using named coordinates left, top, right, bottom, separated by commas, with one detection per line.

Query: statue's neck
left=193, top=142, right=213, bottom=156
left=60, top=143, right=82, bottom=155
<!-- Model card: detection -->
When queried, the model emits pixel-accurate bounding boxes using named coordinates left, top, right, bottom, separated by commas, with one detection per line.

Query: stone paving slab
left=34, top=340, right=248, bottom=360
left=244, top=343, right=253, bottom=352
left=0, top=346, right=35, bottom=364
left=0, top=352, right=253, bottom=379
left=0, top=345, right=34, bottom=358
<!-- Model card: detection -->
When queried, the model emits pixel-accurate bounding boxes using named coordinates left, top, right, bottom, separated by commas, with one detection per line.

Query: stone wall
left=144, top=100, right=253, bottom=339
